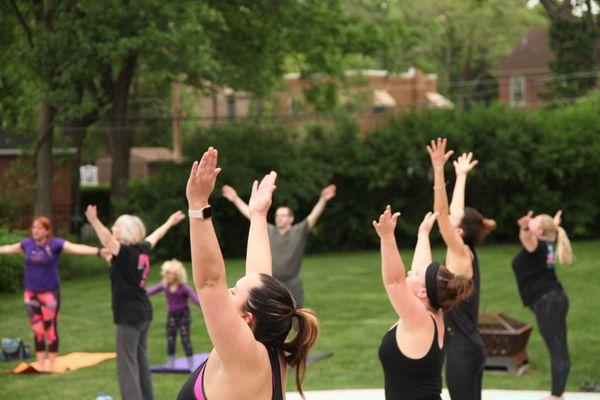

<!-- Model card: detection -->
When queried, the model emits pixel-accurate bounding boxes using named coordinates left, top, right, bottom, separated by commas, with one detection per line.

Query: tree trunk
left=108, top=92, right=132, bottom=202
left=34, top=101, right=54, bottom=218
left=104, top=53, right=138, bottom=210
left=211, top=87, right=219, bottom=126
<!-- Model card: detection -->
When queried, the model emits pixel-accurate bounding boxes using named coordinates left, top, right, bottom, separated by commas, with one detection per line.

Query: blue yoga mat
left=151, top=351, right=333, bottom=373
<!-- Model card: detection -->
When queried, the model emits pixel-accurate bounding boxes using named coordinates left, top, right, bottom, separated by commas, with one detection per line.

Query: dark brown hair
left=435, top=265, right=474, bottom=311
left=275, top=206, right=294, bottom=218
left=243, top=274, right=319, bottom=399
left=459, top=207, right=496, bottom=246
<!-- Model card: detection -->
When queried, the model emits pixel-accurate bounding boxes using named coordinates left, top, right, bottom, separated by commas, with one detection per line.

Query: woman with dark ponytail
left=374, top=205, right=473, bottom=400
left=178, top=147, right=319, bottom=400
left=444, top=152, right=496, bottom=400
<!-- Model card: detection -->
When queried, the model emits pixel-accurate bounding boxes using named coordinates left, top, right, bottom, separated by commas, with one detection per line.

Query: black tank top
left=176, top=345, right=284, bottom=400
left=378, top=318, right=444, bottom=400
left=444, top=245, right=482, bottom=341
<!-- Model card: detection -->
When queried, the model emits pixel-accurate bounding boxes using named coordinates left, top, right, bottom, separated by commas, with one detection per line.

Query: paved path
left=286, top=389, right=600, bottom=400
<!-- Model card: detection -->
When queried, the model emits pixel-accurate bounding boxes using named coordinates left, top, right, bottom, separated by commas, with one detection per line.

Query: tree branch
left=9, top=0, right=34, bottom=48
left=539, top=0, right=560, bottom=20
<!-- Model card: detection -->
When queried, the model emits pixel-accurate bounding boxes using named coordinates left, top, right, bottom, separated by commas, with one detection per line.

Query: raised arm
left=85, top=205, right=121, bottom=256
left=449, top=152, right=478, bottom=224
left=306, top=184, right=336, bottom=229
left=145, top=211, right=185, bottom=249
left=373, top=206, right=430, bottom=329
left=246, top=172, right=277, bottom=276
left=410, top=212, right=438, bottom=275
left=62, top=241, right=101, bottom=256
left=0, top=243, right=23, bottom=254
left=186, top=147, right=261, bottom=369
left=222, top=185, right=251, bottom=220
left=427, top=138, right=472, bottom=278
left=517, top=210, right=537, bottom=252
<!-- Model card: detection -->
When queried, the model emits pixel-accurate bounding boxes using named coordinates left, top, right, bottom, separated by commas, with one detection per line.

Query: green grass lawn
left=1, top=241, right=598, bottom=399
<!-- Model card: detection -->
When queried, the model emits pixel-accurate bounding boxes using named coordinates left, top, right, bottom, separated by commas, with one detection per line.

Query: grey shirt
left=268, top=219, right=311, bottom=282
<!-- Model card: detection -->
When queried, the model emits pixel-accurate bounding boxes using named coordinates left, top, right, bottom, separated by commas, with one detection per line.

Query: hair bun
left=483, top=218, right=497, bottom=232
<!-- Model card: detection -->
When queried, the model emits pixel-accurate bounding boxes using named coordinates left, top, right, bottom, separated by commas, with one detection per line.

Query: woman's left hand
left=248, top=171, right=277, bottom=217
left=186, top=147, right=222, bottom=209
left=453, top=152, right=478, bottom=176
left=373, top=205, right=401, bottom=238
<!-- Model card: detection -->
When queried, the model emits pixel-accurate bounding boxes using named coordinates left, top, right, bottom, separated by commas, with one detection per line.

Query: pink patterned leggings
left=24, top=289, right=60, bottom=352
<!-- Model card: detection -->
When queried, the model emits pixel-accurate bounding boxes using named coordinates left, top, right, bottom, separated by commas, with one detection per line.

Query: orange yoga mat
left=4, top=352, right=116, bottom=374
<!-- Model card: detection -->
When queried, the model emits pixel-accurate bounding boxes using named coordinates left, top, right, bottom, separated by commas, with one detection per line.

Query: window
left=510, top=76, right=526, bottom=106
left=227, top=96, right=236, bottom=120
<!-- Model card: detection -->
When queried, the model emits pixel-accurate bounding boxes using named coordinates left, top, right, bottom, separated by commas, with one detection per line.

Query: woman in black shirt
left=86, top=206, right=185, bottom=400
left=444, top=152, right=496, bottom=400
left=512, top=210, right=573, bottom=400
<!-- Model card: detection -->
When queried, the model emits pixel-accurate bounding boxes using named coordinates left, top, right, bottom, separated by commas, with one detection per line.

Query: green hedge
left=117, top=97, right=600, bottom=260
left=0, top=228, right=27, bottom=292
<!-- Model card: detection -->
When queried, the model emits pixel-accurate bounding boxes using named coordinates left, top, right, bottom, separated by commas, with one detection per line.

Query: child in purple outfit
left=146, top=259, right=200, bottom=369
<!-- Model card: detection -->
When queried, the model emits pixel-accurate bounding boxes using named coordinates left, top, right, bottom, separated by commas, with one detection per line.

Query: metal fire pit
left=478, top=312, right=533, bottom=374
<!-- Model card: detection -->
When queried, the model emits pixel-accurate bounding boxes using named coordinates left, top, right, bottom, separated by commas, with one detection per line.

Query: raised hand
left=373, top=205, right=401, bottom=238
left=320, top=184, right=337, bottom=202
left=426, top=137, right=454, bottom=170
left=222, top=185, right=238, bottom=202
left=186, top=147, right=222, bottom=209
left=553, top=210, right=562, bottom=228
left=517, top=210, right=533, bottom=229
left=418, top=211, right=439, bottom=235
left=167, top=210, right=186, bottom=226
left=85, top=205, right=98, bottom=222
left=453, top=152, right=478, bottom=176
left=248, top=171, right=277, bottom=217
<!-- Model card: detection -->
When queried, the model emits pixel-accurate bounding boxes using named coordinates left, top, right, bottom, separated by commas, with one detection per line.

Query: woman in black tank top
left=179, top=148, right=319, bottom=400
left=373, top=200, right=473, bottom=400
left=444, top=152, right=496, bottom=400
left=511, top=209, right=574, bottom=400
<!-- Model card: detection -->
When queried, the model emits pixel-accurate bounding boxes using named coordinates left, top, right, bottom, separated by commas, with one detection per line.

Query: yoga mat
left=2, top=352, right=116, bottom=374
left=151, top=351, right=333, bottom=373
left=151, top=353, right=208, bottom=373
left=307, top=352, right=333, bottom=365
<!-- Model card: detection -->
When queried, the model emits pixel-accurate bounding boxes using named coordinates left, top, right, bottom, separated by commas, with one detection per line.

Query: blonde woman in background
left=511, top=210, right=573, bottom=400
left=85, top=206, right=185, bottom=400
left=147, top=259, right=201, bottom=370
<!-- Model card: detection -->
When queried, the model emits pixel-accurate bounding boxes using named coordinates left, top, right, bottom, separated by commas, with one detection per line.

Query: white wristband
left=188, top=205, right=212, bottom=220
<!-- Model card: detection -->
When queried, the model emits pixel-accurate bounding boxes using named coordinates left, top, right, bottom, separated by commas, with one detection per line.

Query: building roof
left=497, top=26, right=553, bottom=74
left=0, top=128, right=76, bottom=156
left=284, top=68, right=437, bottom=81
left=131, top=147, right=176, bottom=162
left=98, top=147, right=176, bottom=163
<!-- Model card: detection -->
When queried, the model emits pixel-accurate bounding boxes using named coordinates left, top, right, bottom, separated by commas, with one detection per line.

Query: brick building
left=193, top=68, right=453, bottom=130
left=0, top=129, right=76, bottom=231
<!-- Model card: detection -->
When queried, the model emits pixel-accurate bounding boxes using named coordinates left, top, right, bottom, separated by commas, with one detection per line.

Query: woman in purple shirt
left=0, top=216, right=104, bottom=372
left=147, top=259, right=201, bottom=370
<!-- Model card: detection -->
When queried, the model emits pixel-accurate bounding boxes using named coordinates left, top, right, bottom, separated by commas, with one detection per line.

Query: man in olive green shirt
left=222, top=183, right=336, bottom=307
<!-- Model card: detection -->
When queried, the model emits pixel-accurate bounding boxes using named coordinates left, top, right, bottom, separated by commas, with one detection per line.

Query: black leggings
left=445, top=333, right=486, bottom=400
left=167, top=308, right=193, bottom=357
left=530, top=289, right=570, bottom=397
